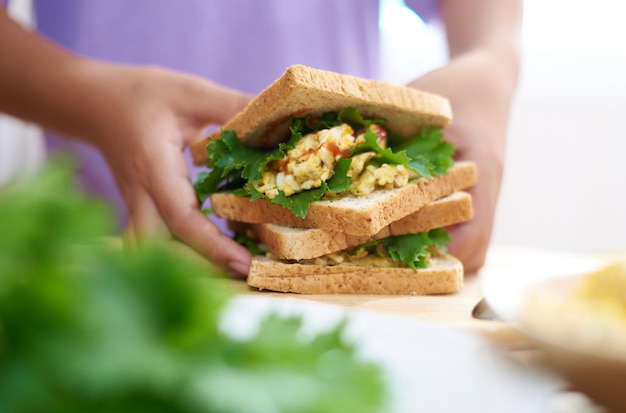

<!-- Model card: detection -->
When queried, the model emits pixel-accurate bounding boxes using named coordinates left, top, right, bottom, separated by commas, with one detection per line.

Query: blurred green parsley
left=0, top=158, right=387, bottom=413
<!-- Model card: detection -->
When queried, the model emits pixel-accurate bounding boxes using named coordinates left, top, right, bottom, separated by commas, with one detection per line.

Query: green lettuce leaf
left=0, top=157, right=388, bottom=413
left=324, top=157, right=353, bottom=193
left=270, top=186, right=327, bottom=219
left=288, top=107, right=384, bottom=138
left=336, top=107, right=385, bottom=130
left=194, top=130, right=286, bottom=202
left=194, top=108, right=456, bottom=218
left=351, top=128, right=412, bottom=167
left=359, top=228, right=451, bottom=270
left=388, top=126, right=456, bottom=178
left=234, top=232, right=267, bottom=256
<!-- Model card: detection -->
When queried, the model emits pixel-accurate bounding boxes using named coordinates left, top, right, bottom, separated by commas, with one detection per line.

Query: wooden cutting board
left=225, top=266, right=530, bottom=351
left=224, top=245, right=612, bottom=352
left=109, top=237, right=594, bottom=352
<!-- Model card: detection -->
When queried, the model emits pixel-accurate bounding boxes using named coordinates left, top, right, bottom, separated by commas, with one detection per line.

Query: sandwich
left=191, top=64, right=477, bottom=295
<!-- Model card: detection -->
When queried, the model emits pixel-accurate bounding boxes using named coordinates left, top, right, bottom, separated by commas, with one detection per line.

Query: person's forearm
left=441, top=0, right=522, bottom=93
left=408, top=0, right=523, bottom=148
left=0, top=9, right=106, bottom=140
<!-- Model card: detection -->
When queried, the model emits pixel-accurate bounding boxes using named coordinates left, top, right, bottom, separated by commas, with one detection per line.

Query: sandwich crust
left=211, top=161, right=477, bottom=237
left=247, top=254, right=463, bottom=295
left=190, top=64, right=452, bottom=165
left=243, top=191, right=472, bottom=260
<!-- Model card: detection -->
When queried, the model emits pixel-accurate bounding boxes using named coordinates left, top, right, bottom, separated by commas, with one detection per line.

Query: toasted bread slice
left=240, top=191, right=472, bottom=261
left=247, top=254, right=463, bottom=295
left=211, top=161, right=476, bottom=237
left=190, top=64, right=452, bottom=165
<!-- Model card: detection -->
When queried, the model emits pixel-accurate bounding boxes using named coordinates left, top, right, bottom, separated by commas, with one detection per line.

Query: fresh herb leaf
left=389, top=126, right=456, bottom=177
left=246, top=182, right=267, bottom=200
left=234, top=232, right=266, bottom=256
left=194, top=109, right=455, bottom=219
left=352, top=128, right=412, bottom=167
left=232, top=187, right=250, bottom=197
left=217, top=130, right=284, bottom=183
left=425, top=227, right=452, bottom=254
left=325, top=157, right=353, bottom=193
left=358, top=229, right=451, bottom=270
left=337, top=107, right=385, bottom=130
left=204, top=315, right=387, bottom=413
left=194, top=171, right=211, bottom=202
left=290, top=112, right=341, bottom=137
left=0, top=158, right=388, bottom=413
left=270, top=186, right=327, bottom=218
left=288, top=107, right=383, bottom=138
left=384, top=233, right=434, bottom=270
left=194, top=130, right=288, bottom=202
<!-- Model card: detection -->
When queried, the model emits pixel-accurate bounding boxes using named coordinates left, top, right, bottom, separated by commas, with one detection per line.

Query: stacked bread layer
left=191, top=64, right=476, bottom=295
left=215, top=161, right=476, bottom=295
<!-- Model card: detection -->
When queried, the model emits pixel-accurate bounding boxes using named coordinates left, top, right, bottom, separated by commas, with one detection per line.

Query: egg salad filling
left=196, top=107, right=455, bottom=219
left=270, top=249, right=407, bottom=268
left=246, top=228, right=450, bottom=271
left=252, top=123, right=410, bottom=199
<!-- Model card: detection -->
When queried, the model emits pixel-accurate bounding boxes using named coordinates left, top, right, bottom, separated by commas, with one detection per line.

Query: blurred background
left=2, top=0, right=625, bottom=257
left=380, top=0, right=626, bottom=257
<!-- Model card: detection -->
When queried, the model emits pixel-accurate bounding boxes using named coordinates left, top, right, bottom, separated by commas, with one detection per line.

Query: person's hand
left=0, top=10, right=254, bottom=276
left=83, top=64, right=254, bottom=276
left=408, top=50, right=518, bottom=273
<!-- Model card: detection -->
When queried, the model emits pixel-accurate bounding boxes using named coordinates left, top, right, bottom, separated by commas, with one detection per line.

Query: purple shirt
left=31, top=0, right=439, bottom=231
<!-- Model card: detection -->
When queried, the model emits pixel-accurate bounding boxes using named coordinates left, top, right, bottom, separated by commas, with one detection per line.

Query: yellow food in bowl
left=520, top=260, right=626, bottom=412
left=574, top=261, right=626, bottom=322
left=522, top=259, right=626, bottom=359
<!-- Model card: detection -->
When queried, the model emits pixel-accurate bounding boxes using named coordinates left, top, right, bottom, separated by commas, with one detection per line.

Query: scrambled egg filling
left=268, top=248, right=434, bottom=268
left=251, top=123, right=410, bottom=199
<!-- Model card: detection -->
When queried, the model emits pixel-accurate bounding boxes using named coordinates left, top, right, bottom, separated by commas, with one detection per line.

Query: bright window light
left=379, top=0, right=426, bottom=32
left=378, top=0, right=447, bottom=83
left=523, top=0, right=626, bottom=57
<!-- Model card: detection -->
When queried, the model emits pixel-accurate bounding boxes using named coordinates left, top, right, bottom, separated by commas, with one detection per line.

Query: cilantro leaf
left=359, top=229, right=451, bottom=270
left=325, top=157, right=353, bottom=193
left=0, top=157, right=388, bottom=413
left=193, top=130, right=288, bottom=202
left=194, top=108, right=455, bottom=220
left=246, top=182, right=267, bottom=200
left=204, top=315, right=387, bottom=413
left=389, top=126, right=456, bottom=177
left=424, top=228, right=452, bottom=253
left=351, top=128, right=412, bottom=167
left=234, top=232, right=266, bottom=256
left=288, top=107, right=383, bottom=138
left=270, top=186, right=327, bottom=218
left=193, top=170, right=222, bottom=202
left=214, top=130, right=285, bottom=183
left=337, top=107, right=385, bottom=130
left=290, top=111, right=341, bottom=137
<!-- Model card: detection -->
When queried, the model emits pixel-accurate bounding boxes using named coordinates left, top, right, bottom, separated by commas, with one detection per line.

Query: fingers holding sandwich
left=445, top=129, right=503, bottom=274
left=86, top=65, right=254, bottom=275
left=436, top=112, right=504, bottom=274
left=445, top=190, right=492, bottom=274
left=159, top=202, right=254, bottom=278
left=123, top=145, right=252, bottom=277
left=407, top=50, right=515, bottom=274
